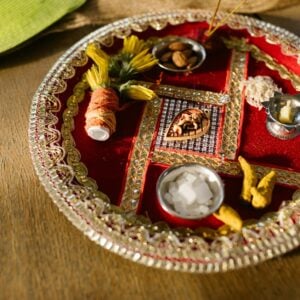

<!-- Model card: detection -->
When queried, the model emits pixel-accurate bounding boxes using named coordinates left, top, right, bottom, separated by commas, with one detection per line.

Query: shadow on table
left=284, top=246, right=300, bottom=258
left=259, top=14, right=300, bottom=37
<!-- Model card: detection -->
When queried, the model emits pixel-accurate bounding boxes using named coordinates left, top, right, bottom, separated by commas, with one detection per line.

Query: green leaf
left=0, top=0, right=86, bottom=54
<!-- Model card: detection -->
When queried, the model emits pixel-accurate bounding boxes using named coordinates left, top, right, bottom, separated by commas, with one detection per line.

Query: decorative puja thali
left=29, top=10, right=300, bottom=272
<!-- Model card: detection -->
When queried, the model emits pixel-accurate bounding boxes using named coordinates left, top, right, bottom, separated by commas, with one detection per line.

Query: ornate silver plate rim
left=29, top=9, right=300, bottom=273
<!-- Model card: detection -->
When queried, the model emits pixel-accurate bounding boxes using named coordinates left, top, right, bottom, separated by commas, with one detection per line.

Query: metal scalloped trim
left=29, top=9, right=300, bottom=273
left=223, top=37, right=300, bottom=91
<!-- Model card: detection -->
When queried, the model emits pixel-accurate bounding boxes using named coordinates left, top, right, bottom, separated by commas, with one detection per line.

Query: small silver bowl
left=156, top=163, right=224, bottom=220
left=152, top=37, right=206, bottom=73
left=263, top=92, right=300, bottom=140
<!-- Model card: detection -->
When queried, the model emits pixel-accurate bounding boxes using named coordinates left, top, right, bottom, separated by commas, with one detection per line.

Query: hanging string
left=207, top=0, right=222, bottom=36
left=205, top=0, right=247, bottom=39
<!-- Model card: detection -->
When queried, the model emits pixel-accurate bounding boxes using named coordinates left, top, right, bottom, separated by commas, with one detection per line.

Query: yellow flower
left=121, top=84, right=157, bottom=101
left=122, top=35, right=147, bottom=55
left=129, top=49, right=158, bottom=73
left=86, top=43, right=109, bottom=68
left=86, top=64, right=109, bottom=91
left=85, top=44, right=110, bottom=89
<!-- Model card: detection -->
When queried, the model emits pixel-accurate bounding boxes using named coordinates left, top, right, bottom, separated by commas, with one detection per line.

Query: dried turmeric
left=214, top=205, right=243, bottom=232
left=251, top=170, right=276, bottom=209
left=238, top=156, right=258, bottom=203
left=217, top=224, right=232, bottom=235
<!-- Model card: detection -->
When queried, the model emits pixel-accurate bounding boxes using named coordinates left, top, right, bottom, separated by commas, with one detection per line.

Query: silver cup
left=262, top=92, right=300, bottom=140
left=156, top=163, right=224, bottom=220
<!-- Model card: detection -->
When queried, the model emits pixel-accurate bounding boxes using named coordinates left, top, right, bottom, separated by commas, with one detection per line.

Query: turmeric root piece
left=217, top=224, right=232, bottom=235
left=238, top=156, right=258, bottom=203
left=250, top=170, right=276, bottom=209
left=214, top=205, right=243, bottom=232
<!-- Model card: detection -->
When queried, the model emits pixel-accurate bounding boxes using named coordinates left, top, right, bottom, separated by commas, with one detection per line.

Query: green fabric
left=0, top=0, right=86, bottom=54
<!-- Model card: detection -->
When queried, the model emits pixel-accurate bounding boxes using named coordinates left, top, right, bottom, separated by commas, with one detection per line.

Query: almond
left=182, top=49, right=193, bottom=58
left=172, top=51, right=188, bottom=68
left=187, top=56, right=198, bottom=68
left=160, top=51, right=172, bottom=62
left=168, top=41, right=188, bottom=51
left=162, top=62, right=176, bottom=69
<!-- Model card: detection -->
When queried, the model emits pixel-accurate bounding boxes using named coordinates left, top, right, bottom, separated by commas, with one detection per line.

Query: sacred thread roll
left=84, top=87, right=119, bottom=141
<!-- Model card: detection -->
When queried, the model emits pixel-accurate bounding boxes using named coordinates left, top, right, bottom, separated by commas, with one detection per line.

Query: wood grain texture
left=1, top=19, right=300, bottom=300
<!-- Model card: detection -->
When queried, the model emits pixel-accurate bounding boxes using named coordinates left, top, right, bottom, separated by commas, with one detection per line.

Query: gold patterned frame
left=223, top=37, right=300, bottom=91
left=120, top=49, right=247, bottom=210
left=29, top=10, right=300, bottom=273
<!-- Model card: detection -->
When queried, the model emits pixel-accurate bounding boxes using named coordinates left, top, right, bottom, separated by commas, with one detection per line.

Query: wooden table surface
left=1, top=7, right=300, bottom=300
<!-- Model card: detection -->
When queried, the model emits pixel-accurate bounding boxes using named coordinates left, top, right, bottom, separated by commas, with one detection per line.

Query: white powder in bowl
left=241, top=76, right=282, bottom=110
left=163, top=170, right=214, bottom=218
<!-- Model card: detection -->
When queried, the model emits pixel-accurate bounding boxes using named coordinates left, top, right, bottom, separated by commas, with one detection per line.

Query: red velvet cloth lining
left=74, top=95, right=145, bottom=205
left=247, top=35, right=300, bottom=76
left=138, top=163, right=297, bottom=229
left=55, top=64, right=91, bottom=132
left=145, top=47, right=231, bottom=92
left=239, top=56, right=300, bottom=171
left=56, top=22, right=300, bottom=230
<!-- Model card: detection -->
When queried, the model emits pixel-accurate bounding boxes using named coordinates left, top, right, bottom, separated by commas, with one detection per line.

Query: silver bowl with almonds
left=152, top=36, right=206, bottom=72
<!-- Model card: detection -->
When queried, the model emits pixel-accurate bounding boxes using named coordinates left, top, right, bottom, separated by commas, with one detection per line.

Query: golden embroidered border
left=119, top=98, right=162, bottom=211
left=223, top=37, right=300, bottom=91
left=152, top=150, right=300, bottom=187
left=220, top=50, right=248, bottom=160
left=137, top=50, right=248, bottom=162
left=61, top=74, right=110, bottom=202
left=120, top=50, right=248, bottom=210
left=134, top=81, right=230, bottom=105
